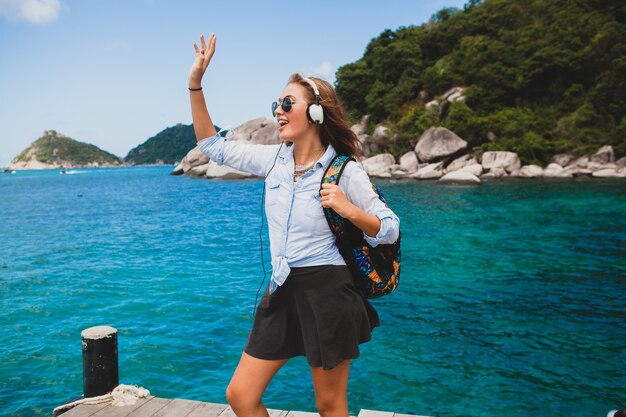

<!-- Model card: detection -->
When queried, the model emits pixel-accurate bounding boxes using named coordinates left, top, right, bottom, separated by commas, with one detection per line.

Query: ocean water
left=0, top=166, right=625, bottom=417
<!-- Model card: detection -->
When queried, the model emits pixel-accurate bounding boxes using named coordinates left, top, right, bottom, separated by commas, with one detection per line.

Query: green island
left=124, top=123, right=196, bottom=165
left=335, top=0, right=625, bottom=165
left=9, top=130, right=122, bottom=169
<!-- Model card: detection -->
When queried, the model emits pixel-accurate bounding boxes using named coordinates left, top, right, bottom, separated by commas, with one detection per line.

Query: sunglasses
left=271, top=97, right=294, bottom=117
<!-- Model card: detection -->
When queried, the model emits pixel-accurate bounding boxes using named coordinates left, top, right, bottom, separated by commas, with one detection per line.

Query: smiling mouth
left=278, top=120, right=288, bottom=126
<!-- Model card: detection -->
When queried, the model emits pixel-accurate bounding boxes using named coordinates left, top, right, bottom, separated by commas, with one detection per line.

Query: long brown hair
left=287, top=73, right=360, bottom=157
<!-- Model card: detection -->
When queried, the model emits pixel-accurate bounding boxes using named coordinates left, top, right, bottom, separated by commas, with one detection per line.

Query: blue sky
left=0, top=0, right=467, bottom=166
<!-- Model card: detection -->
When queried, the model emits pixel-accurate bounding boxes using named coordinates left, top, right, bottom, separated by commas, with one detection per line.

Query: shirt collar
left=278, top=142, right=338, bottom=170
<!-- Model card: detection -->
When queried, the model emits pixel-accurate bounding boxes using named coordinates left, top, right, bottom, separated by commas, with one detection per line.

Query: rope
left=52, top=384, right=150, bottom=414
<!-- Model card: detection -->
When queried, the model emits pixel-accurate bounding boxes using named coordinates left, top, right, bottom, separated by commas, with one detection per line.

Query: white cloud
left=0, top=0, right=61, bottom=25
left=307, top=61, right=334, bottom=80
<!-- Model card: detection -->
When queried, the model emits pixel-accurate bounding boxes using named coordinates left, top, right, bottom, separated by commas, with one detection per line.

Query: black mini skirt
left=244, top=265, right=380, bottom=371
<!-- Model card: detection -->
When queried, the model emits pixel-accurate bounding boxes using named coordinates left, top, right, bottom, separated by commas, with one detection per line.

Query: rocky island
left=7, top=130, right=123, bottom=170
left=171, top=116, right=626, bottom=183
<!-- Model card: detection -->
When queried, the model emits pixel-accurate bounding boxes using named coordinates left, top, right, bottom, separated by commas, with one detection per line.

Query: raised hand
left=188, top=33, right=216, bottom=89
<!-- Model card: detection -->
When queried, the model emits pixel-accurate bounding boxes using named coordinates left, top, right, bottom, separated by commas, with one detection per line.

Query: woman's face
left=274, top=83, right=313, bottom=141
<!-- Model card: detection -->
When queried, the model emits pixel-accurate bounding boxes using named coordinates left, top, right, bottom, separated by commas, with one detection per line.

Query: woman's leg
left=310, top=359, right=351, bottom=417
left=226, top=352, right=289, bottom=417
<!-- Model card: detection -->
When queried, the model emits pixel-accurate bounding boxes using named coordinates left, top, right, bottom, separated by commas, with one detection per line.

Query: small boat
left=2, top=168, right=15, bottom=174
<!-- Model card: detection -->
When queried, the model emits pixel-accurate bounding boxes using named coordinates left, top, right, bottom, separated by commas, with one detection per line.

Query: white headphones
left=302, top=76, right=324, bottom=125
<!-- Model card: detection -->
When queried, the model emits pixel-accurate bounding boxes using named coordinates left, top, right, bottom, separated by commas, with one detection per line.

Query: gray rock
left=231, top=117, right=281, bottom=145
left=442, top=87, right=466, bottom=102
left=616, top=156, right=626, bottom=168
left=481, top=151, right=521, bottom=173
left=439, top=171, right=481, bottom=184
left=460, top=163, right=483, bottom=177
left=590, top=145, right=615, bottom=163
left=362, top=153, right=395, bottom=177
left=182, top=147, right=209, bottom=173
left=350, top=115, right=371, bottom=157
left=551, top=153, right=574, bottom=167
left=543, top=163, right=573, bottom=178
left=588, top=161, right=617, bottom=172
left=425, top=100, right=439, bottom=111
left=399, top=151, right=419, bottom=173
left=447, top=154, right=476, bottom=172
left=564, top=167, right=593, bottom=177
left=510, top=165, right=544, bottom=178
left=188, top=162, right=211, bottom=178
left=565, top=156, right=589, bottom=169
left=481, top=166, right=508, bottom=178
left=171, top=162, right=184, bottom=176
left=410, top=161, right=444, bottom=179
left=414, top=127, right=467, bottom=162
left=592, top=168, right=624, bottom=178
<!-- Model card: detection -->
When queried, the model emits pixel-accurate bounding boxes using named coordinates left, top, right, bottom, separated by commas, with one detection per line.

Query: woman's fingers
left=200, top=34, right=207, bottom=52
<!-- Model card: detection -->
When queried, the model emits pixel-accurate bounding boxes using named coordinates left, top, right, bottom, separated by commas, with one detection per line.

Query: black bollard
left=81, top=326, right=119, bottom=397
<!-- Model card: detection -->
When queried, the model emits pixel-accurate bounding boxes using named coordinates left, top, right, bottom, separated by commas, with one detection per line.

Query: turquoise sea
left=1, top=166, right=625, bottom=417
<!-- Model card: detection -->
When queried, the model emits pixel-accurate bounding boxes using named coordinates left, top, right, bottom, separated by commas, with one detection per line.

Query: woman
left=188, top=34, right=400, bottom=417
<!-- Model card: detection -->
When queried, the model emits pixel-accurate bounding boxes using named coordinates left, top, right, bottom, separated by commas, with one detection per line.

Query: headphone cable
left=253, top=143, right=283, bottom=317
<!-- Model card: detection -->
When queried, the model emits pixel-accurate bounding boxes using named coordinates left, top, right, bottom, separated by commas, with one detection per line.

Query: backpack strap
left=320, top=155, right=358, bottom=240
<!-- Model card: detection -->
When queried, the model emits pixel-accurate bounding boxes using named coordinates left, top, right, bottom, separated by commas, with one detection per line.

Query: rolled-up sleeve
left=340, top=161, right=400, bottom=246
left=197, top=133, right=282, bottom=177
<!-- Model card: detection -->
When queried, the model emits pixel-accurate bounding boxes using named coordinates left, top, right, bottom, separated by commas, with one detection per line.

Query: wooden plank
left=152, top=398, right=204, bottom=417
left=217, top=406, right=237, bottom=417
left=358, top=410, right=394, bottom=417
left=57, top=402, right=111, bottom=417
left=285, top=411, right=320, bottom=417
left=124, top=397, right=171, bottom=417
left=267, top=409, right=289, bottom=417
left=185, top=402, right=229, bottom=417
left=90, top=396, right=154, bottom=417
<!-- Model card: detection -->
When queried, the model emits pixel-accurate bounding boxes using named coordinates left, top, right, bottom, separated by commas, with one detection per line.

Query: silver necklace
left=294, top=147, right=325, bottom=181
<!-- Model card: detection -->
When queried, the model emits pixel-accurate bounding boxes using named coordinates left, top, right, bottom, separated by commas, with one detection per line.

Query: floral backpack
left=320, top=155, right=401, bottom=299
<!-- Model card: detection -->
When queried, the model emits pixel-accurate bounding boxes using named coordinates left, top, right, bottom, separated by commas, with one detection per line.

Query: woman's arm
left=320, top=182, right=382, bottom=237
left=320, top=161, right=400, bottom=245
left=188, top=34, right=217, bottom=141
left=187, top=34, right=281, bottom=177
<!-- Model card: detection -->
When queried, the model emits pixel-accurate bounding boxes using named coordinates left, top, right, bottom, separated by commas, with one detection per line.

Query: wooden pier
left=59, top=396, right=429, bottom=417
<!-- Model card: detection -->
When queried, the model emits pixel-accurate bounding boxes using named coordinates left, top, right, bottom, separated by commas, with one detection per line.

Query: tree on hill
left=124, top=124, right=197, bottom=165
left=335, top=0, right=626, bottom=165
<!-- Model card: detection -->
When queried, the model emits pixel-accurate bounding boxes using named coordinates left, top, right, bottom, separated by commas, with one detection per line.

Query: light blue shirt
left=197, top=133, right=400, bottom=294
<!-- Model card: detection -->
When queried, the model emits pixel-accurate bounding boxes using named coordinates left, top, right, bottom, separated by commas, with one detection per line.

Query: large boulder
left=350, top=115, right=371, bottom=157
left=182, top=147, right=209, bottom=173
left=410, top=161, right=444, bottom=179
left=587, top=161, right=617, bottom=172
left=460, top=163, right=483, bottom=177
left=551, top=153, right=574, bottom=167
left=592, top=168, right=623, bottom=178
left=187, top=162, right=211, bottom=178
left=362, top=153, right=395, bottom=177
left=414, top=127, right=467, bottom=162
left=481, top=166, right=508, bottom=178
left=616, top=156, right=626, bottom=168
left=510, top=165, right=544, bottom=178
left=590, top=145, right=615, bottom=163
left=565, top=156, right=589, bottom=169
left=481, top=151, right=521, bottom=173
left=171, top=162, right=184, bottom=176
left=446, top=154, right=476, bottom=172
left=439, top=170, right=481, bottom=184
left=543, top=163, right=573, bottom=178
left=231, top=117, right=281, bottom=145
left=399, top=151, right=419, bottom=173
left=173, top=117, right=280, bottom=178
